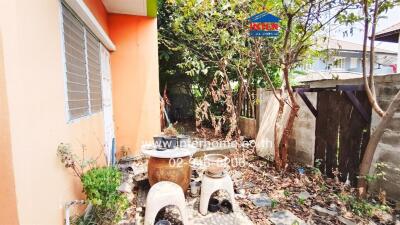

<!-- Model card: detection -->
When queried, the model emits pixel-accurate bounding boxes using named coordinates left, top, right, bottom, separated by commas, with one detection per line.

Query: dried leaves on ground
left=227, top=147, right=397, bottom=225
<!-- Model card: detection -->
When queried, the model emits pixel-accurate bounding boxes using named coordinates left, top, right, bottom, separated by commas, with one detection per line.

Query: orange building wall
left=82, top=1, right=161, bottom=154
left=108, top=14, right=161, bottom=155
left=0, top=0, right=160, bottom=224
left=83, top=0, right=109, bottom=34
left=0, top=32, right=20, bottom=225
left=0, top=0, right=106, bottom=224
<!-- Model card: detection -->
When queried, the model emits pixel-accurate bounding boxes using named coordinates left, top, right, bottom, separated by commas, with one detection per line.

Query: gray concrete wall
left=256, top=89, right=316, bottom=165
left=368, top=78, right=400, bottom=200
left=288, top=92, right=317, bottom=166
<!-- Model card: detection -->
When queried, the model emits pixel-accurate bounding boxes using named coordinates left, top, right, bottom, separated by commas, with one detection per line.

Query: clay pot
left=155, top=220, right=171, bottom=225
left=204, top=154, right=229, bottom=176
left=220, top=199, right=233, bottom=214
left=190, top=180, right=201, bottom=197
left=208, top=198, right=220, bottom=213
left=148, top=156, right=191, bottom=192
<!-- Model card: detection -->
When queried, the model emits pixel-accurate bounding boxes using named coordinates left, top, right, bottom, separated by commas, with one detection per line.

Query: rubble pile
left=117, top=155, right=149, bottom=225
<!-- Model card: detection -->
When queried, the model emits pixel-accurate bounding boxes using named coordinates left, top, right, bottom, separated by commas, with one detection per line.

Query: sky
left=332, top=6, right=400, bottom=51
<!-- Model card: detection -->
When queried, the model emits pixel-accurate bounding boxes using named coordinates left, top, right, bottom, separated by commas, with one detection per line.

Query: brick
left=381, top=132, right=400, bottom=146
left=379, top=86, right=400, bottom=97
left=387, top=118, right=400, bottom=130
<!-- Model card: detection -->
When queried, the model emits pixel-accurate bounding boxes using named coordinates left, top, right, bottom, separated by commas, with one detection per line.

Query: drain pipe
left=65, top=200, right=86, bottom=225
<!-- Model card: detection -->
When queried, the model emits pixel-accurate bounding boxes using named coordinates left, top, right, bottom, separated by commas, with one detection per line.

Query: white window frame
left=332, top=57, right=345, bottom=70
left=301, top=63, right=312, bottom=71
left=60, top=2, right=103, bottom=122
left=350, top=57, right=358, bottom=69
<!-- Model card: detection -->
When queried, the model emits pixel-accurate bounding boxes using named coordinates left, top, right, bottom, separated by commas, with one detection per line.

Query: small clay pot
left=155, top=220, right=171, bottom=225
left=190, top=180, right=201, bottom=197
left=204, top=154, right=229, bottom=176
left=220, top=199, right=233, bottom=214
left=208, top=198, right=220, bottom=213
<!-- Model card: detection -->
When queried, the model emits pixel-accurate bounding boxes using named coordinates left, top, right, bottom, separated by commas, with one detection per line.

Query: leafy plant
left=158, top=0, right=281, bottom=140
left=271, top=199, right=279, bottom=209
left=357, top=162, right=398, bottom=184
left=57, top=144, right=128, bottom=225
left=57, top=143, right=97, bottom=178
left=80, top=167, right=129, bottom=225
left=313, top=159, right=322, bottom=174
left=163, top=124, right=179, bottom=137
left=297, top=197, right=306, bottom=205
left=338, top=193, right=390, bottom=217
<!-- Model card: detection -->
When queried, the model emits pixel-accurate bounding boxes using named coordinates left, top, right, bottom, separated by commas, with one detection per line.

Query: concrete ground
left=186, top=196, right=254, bottom=225
left=131, top=177, right=253, bottom=225
left=150, top=196, right=254, bottom=225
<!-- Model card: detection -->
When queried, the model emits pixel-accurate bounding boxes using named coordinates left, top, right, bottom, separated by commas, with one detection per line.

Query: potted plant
left=162, top=125, right=178, bottom=149
left=177, top=134, right=190, bottom=148
left=57, top=143, right=128, bottom=225
left=153, top=135, right=165, bottom=149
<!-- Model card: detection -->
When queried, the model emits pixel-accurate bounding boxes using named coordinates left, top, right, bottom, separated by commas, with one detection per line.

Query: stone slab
left=269, top=210, right=307, bottom=225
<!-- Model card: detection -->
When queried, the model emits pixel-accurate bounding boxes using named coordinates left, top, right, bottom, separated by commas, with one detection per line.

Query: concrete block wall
left=287, top=92, right=317, bottom=166
left=256, top=89, right=316, bottom=165
left=368, top=76, right=400, bottom=200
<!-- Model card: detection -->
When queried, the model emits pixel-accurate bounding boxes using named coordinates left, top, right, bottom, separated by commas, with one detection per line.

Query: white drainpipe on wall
left=65, top=200, right=87, bottom=225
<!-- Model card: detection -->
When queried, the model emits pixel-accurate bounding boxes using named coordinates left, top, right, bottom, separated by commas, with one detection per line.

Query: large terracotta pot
left=147, top=156, right=191, bottom=192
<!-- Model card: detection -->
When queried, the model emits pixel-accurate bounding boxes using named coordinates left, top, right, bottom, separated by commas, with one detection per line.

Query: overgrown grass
left=337, top=193, right=391, bottom=217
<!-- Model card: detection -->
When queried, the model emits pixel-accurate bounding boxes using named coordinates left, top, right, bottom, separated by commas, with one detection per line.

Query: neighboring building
left=0, top=0, right=159, bottom=224
left=375, top=22, right=400, bottom=70
left=296, top=39, right=397, bottom=82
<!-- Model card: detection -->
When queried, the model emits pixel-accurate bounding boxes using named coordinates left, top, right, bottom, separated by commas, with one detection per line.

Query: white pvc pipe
left=65, top=200, right=86, bottom=225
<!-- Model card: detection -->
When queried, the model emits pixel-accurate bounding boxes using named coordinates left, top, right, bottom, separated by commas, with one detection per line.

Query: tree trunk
left=362, top=0, right=385, bottom=117
left=274, top=100, right=285, bottom=169
left=280, top=106, right=299, bottom=166
left=220, top=62, right=238, bottom=140
left=279, top=66, right=300, bottom=167
left=236, top=80, right=245, bottom=120
left=358, top=90, right=400, bottom=196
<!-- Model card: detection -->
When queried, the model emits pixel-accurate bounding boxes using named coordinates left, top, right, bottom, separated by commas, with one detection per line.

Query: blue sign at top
left=249, top=12, right=281, bottom=23
left=249, top=12, right=281, bottom=37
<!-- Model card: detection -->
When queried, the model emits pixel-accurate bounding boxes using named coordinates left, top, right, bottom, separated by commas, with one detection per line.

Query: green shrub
left=80, top=167, right=128, bottom=225
left=57, top=144, right=128, bottom=225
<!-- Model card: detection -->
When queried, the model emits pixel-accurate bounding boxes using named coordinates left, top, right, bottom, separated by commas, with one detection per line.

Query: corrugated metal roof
left=375, top=23, right=400, bottom=43
left=376, top=22, right=400, bottom=37
left=326, top=39, right=396, bottom=54
left=295, top=69, right=397, bottom=83
left=294, top=71, right=363, bottom=83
